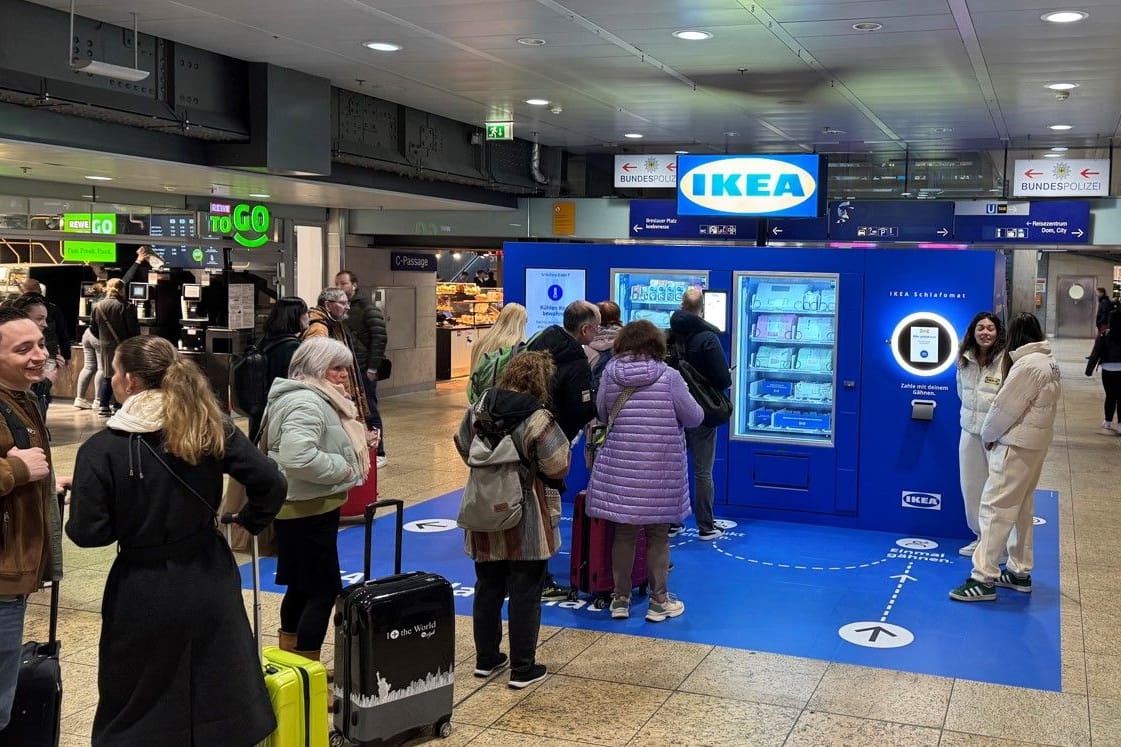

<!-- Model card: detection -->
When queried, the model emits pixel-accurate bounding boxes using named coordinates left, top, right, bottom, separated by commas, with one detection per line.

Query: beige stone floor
left=37, top=338, right=1121, bottom=746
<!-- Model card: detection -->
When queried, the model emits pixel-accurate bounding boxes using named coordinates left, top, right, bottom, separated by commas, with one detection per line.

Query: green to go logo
left=209, top=203, right=271, bottom=248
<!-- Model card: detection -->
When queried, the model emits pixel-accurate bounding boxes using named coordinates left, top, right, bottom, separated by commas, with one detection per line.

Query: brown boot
left=293, top=648, right=321, bottom=661
left=278, top=629, right=298, bottom=652
left=295, top=649, right=335, bottom=683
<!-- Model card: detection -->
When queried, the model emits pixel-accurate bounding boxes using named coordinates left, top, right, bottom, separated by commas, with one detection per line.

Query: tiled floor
left=39, top=339, right=1120, bottom=745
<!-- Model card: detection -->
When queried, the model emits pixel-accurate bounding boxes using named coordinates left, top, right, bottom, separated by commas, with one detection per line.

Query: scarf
left=306, top=379, right=371, bottom=481
left=106, top=389, right=165, bottom=433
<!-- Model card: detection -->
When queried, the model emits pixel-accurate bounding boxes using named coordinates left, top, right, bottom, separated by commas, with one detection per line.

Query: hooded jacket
left=669, top=310, right=731, bottom=391
left=980, top=341, right=1061, bottom=450
left=302, top=306, right=371, bottom=425
left=957, top=349, right=1004, bottom=435
left=527, top=325, right=595, bottom=440
left=454, top=389, right=570, bottom=562
left=585, top=355, right=704, bottom=525
left=1086, top=332, right=1121, bottom=374
left=584, top=323, right=620, bottom=378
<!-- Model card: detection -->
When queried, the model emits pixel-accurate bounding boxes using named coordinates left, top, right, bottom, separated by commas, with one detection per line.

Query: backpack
left=589, top=348, right=613, bottom=391
left=457, top=405, right=535, bottom=532
left=467, top=343, right=525, bottom=405
left=230, top=336, right=292, bottom=418
left=670, top=340, right=733, bottom=427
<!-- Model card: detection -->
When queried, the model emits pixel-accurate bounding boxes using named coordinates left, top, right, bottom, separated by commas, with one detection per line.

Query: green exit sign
left=485, top=122, right=513, bottom=141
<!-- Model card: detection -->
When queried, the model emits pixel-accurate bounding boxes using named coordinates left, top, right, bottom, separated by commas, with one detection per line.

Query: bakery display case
left=435, top=284, right=503, bottom=379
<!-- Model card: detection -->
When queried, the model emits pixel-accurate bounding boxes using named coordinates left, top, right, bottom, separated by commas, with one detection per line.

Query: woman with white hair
left=264, top=336, right=376, bottom=660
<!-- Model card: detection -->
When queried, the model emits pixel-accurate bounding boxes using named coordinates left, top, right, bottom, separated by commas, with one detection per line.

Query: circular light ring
left=1041, top=10, right=1088, bottom=23
left=1046, top=82, right=1079, bottom=90
left=517, top=37, right=547, bottom=46
left=852, top=22, right=883, bottom=31
left=672, top=30, right=713, bottom=40
left=890, top=312, right=960, bottom=378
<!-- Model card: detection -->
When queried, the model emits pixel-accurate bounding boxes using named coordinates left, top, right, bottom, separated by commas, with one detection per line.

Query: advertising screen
left=525, top=268, right=586, bottom=336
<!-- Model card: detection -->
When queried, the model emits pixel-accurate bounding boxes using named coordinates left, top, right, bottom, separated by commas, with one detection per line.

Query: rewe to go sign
left=209, top=203, right=271, bottom=248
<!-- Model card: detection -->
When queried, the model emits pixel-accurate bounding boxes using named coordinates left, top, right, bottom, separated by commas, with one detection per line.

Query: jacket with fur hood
left=957, top=349, right=1004, bottom=435
left=980, top=341, right=1061, bottom=450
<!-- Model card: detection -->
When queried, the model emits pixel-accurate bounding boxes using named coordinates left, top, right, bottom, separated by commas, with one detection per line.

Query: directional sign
left=403, top=518, right=458, bottom=533
left=614, top=154, right=678, bottom=188
left=765, top=217, right=829, bottom=242
left=838, top=621, right=915, bottom=649
left=1013, top=159, right=1109, bottom=197
left=829, top=200, right=955, bottom=242
left=629, top=199, right=758, bottom=239
left=485, top=122, right=513, bottom=141
left=954, top=200, right=1089, bottom=244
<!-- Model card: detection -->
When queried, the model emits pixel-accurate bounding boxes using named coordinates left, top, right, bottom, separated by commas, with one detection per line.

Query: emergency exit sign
left=485, top=122, right=513, bottom=141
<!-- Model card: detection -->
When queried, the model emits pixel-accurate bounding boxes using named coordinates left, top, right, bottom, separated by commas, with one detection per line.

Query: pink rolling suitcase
left=568, top=491, right=648, bottom=608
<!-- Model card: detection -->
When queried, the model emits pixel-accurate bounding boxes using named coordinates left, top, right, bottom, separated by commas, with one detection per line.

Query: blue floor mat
left=242, top=489, right=1061, bottom=690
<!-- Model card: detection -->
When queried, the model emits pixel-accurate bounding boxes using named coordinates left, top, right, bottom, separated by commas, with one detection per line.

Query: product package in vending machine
left=795, top=348, right=833, bottom=372
left=753, top=314, right=798, bottom=340
left=750, top=408, right=777, bottom=427
left=795, top=317, right=834, bottom=342
left=753, top=346, right=795, bottom=370
left=750, top=379, right=795, bottom=398
left=751, top=283, right=812, bottom=311
left=819, top=288, right=837, bottom=312
left=793, top=381, right=832, bottom=402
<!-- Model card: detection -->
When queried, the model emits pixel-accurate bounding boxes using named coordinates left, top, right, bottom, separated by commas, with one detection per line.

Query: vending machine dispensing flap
left=911, top=398, right=936, bottom=421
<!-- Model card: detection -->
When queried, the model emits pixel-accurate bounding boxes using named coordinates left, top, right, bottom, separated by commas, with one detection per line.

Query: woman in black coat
left=248, top=296, right=309, bottom=443
left=66, top=336, right=287, bottom=746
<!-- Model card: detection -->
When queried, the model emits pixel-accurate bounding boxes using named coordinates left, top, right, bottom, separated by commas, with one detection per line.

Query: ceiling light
left=1049, top=124, right=1073, bottom=130
left=932, top=127, right=954, bottom=134
left=84, top=175, right=112, bottom=181
left=1046, top=82, right=1079, bottom=90
left=822, top=127, right=846, bottom=135
left=363, top=42, right=402, bottom=52
left=1043, top=153, right=1063, bottom=158
left=1051, top=146, right=1069, bottom=152
left=724, top=131, right=739, bottom=137
left=516, top=37, right=546, bottom=46
left=248, top=193, right=270, bottom=199
left=71, top=59, right=150, bottom=82
left=852, top=22, right=883, bottom=31
left=623, top=133, right=644, bottom=140
left=674, top=150, right=689, bottom=155
left=1041, top=10, right=1088, bottom=23
left=452, top=252, right=462, bottom=260
left=672, top=30, right=713, bottom=41
left=524, top=98, right=550, bottom=106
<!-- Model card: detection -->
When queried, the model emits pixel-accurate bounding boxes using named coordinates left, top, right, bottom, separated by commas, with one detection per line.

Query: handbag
left=218, top=419, right=278, bottom=555
left=673, top=342, right=733, bottom=427
left=583, top=386, right=637, bottom=470
left=376, top=357, right=392, bottom=381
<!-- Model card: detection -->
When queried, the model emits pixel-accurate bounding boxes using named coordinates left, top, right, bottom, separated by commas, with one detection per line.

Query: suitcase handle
left=222, top=513, right=263, bottom=654
left=364, top=499, right=404, bottom=580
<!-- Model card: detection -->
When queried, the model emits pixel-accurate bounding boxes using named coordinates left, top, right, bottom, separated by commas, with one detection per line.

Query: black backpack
left=230, top=337, right=292, bottom=418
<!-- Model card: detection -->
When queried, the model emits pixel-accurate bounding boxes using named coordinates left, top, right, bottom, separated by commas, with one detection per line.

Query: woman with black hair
left=955, top=312, right=1006, bottom=557
left=950, top=313, right=1060, bottom=602
left=1085, top=308, right=1121, bottom=434
left=248, top=296, right=309, bottom=442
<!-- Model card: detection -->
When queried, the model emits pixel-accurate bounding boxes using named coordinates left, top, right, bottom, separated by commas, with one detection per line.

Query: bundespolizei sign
left=1012, top=159, right=1110, bottom=198
left=677, top=154, right=826, bottom=218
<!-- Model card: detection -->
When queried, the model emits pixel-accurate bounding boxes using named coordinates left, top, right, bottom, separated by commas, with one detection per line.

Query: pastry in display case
left=734, top=272, right=839, bottom=445
left=436, top=283, right=503, bottom=327
left=610, top=269, right=709, bottom=329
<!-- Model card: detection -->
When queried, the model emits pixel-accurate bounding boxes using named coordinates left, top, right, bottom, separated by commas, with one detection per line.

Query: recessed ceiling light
left=724, top=131, right=739, bottom=137
left=1051, top=146, right=1069, bottom=152
left=672, top=30, right=713, bottom=41
left=1046, top=82, right=1080, bottom=90
left=1049, top=124, right=1073, bottom=130
left=1041, top=10, right=1088, bottom=23
left=1043, top=153, right=1063, bottom=158
left=516, top=37, right=546, bottom=46
left=932, top=127, right=954, bottom=134
left=524, top=98, right=550, bottom=106
left=623, top=133, right=643, bottom=139
left=84, top=175, right=112, bottom=181
left=249, top=193, right=270, bottom=199
left=852, top=21, right=883, bottom=31
left=822, top=127, right=846, bottom=135
left=363, top=41, right=402, bottom=52
left=674, top=150, right=689, bottom=155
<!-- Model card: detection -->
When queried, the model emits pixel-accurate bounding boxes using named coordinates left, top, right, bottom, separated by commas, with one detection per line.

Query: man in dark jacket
left=0, top=307, right=61, bottom=730
left=1096, top=288, right=1115, bottom=335
left=336, top=271, right=388, bottom=467
left=669, top=288, right=732, bottom=541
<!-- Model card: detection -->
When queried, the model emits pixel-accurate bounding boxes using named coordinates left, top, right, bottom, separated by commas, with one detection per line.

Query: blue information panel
left=954, top=200, right=1090, bottom=244
left=829, top=200, right=955, bottom=242
left=525, top=267, right=586, bottom=336
left=629, top=200, right=757, bottom=239
left=765, top=217, right=830, bottom=241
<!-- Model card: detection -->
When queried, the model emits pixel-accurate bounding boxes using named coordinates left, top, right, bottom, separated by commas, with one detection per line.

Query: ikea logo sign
left=901, top=491, right=942, bottom=511
left=677, top=154, right=825, bottom=218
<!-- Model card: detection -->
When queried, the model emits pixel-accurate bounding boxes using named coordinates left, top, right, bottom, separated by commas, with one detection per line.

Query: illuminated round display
left=890, top=312, right=959, bottom=377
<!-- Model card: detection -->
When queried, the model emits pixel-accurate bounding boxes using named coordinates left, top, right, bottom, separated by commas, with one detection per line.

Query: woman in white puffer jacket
left=950, top=313, right=1061, bottom=602
left=955, top=312, right=1005, bottom=557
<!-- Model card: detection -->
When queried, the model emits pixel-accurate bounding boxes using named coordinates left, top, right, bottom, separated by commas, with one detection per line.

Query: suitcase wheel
left=436, top=716, right=452, bottom=738
left=566, top=589, right=578, bottom=602
left=591, top=596, right=609, bottom=610
left=329, top=732, right=350, bottom=747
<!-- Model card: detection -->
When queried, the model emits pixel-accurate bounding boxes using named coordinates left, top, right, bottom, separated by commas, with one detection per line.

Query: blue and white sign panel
left=954, top=200, right=1090, bottom=244
left=677, top=154, right=825, bottom=218
left=390, top=251, right=437, bottom=272
left=629, top=199, right=758, bottom=239
left=830, top=200, right=955, bottom=242
left=765, top=217, right=830, bottom=241
left=525, top=267, right=586, bottom=335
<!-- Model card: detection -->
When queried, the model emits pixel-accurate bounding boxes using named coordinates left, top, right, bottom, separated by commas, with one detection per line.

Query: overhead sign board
left=485, top=122, right=513, bottom=141
left=677, top=154, right=826, bottom=218
left=628, top=200, right=757, bottom=239
left=62, top=212, right=116, bottom=262
left=208, top=202, right=271, bottom=248
left=765, top=217, right=830, bottom=242
left=954, top=200, right=1089, bottom=244
left=62, top=212, right=116, bottom=234
left=614, top=155, right=678, bottom=188
left=1013, top=159, right=1110, bottom=198
left=390, top=251, right=437, bottom=272
left=62, top=242, right=117, bottom=262
left=829, top=200, right=955, bottom=242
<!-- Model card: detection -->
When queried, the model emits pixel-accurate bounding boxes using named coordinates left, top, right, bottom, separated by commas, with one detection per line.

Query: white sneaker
left=959, top=539, right=978, bottom=557
left=1104, top=420, right=1114, bottom=434
left=73, top=398, right=93, bottom=410
left=376, top=456, right=388, bottom=469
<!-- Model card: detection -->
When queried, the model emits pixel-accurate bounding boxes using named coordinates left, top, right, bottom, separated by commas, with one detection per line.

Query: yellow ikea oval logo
left=679, top=157, right=818, bottom=216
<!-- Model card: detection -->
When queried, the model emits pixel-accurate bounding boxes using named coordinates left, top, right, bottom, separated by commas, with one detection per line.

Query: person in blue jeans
left=668, top=289, right=732, bottom=540
left=0, top=307, right=62, bottom=729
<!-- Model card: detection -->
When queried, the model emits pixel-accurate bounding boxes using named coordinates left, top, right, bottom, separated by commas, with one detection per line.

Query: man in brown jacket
left=301, top=287, right=371, bottom=426
left=0, top=307, right=62, bottom=728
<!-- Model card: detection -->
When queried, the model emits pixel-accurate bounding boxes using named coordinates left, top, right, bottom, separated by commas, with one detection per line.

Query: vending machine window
left=732, top=272, right=839, bottom=446
left=610, top=269, right=709, bottom=328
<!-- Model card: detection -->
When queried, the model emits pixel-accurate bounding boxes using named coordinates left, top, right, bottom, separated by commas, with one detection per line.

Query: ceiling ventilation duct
left=530, top=135, right=549, bottom=185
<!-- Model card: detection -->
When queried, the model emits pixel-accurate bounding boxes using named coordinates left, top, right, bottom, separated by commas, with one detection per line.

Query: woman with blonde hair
left=67, top=336, right=287, bottom=745
left=468, top=302, right=528, bottom=404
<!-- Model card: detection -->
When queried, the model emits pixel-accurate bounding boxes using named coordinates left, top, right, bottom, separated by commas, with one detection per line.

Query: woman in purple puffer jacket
left=586, top=320, right=703, bottom=623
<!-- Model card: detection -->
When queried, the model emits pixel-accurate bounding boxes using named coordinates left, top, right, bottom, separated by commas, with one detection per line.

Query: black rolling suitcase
left=332, top=499, right=455, bottom=745
left=0, top=575, right=62, bottom=747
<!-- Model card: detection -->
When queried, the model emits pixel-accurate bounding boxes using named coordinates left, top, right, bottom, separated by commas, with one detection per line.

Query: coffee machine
left=78, top=282, right=99, bottom=324
left=130, top=283, right=155, bottom=323
left=180, top=283, right=207, bottom=352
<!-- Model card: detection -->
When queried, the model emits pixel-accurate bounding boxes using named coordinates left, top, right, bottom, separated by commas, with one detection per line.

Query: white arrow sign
left=633, top=223, right=643, bottom=232
left=889, top=573, right=918, bottom=584
left=404, top=519, right=458, bottom=533
left=1073, top=228, right=1085, bottom=238
left=771, top=226, right=783, bottom=236
left=937, top=228, right=949, bottom=237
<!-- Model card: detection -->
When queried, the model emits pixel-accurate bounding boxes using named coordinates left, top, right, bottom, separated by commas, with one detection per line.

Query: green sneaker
left=610, top=596, right=630, bottom=619
left=995, top=569, right=1032, bottom=593
left=646, top=594, right=685, bottom=622
left=949, top=577, right=996, bottom=602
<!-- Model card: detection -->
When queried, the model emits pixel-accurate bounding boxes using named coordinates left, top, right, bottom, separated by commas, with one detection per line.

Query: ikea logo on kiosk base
left=677, top=154, right=825, bottom=218
left=902, top=491, right=942, bottom=511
